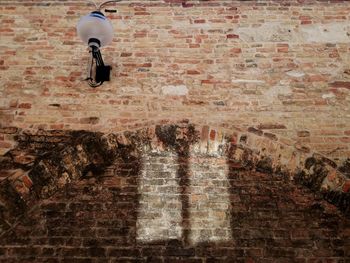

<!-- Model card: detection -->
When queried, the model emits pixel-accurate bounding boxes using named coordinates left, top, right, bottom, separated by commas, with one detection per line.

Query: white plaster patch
left=265, top=85, right=293, bottom=98
left=232, top=79, right=266, bottom=84
left=161, top=85, right=188, bottom=96
left=119, top=86, right=142, bottom=94
left=235, top=22, right=350, bottom=43
left=322, top=93, right=336, bottom=99
left=115, top=20, right=130, bottom=30
left=286, top=70, right=305, bottom=78
left=23, top=89, right=37, bottom=95
left=279, top=79, right=292, bottom=85
left=236, top=22, right=294, bottom=42
left=300, top=23, right=350, bottom=43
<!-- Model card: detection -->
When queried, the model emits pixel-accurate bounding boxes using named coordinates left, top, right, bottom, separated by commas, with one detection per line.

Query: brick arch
left=0, top=122, right=349, bottom=237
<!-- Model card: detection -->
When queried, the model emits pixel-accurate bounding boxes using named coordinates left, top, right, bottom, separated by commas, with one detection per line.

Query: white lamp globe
left=77, top=11, right=114, bottom=48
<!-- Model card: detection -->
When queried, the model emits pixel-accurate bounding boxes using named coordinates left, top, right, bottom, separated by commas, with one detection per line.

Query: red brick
left=18, top=103, right=31, bottom=109
left=141, top=63, right=152, bottom=68
left=297, top=131, right=310, bottom=137
left=340, top=137, right=350, bottom=143
left=227, top=34, right=239, bottom=39
left=164, top=0, right=184, bottom=3
left=278, top=47, right=289, bottom=53
left=0, top=127, right=18, bottom=134
left=189, top=44, right=200, bottom=48
left=194, top=19, right=205, bottom=24
left=120, top=52, right=132, bottom=57
left=50, top=124, right=64, bottom=129
left=330, top=81, right=350, bottom=89
left=187, top=70, right=200, bottom=75
left=21, top=175, right=33, bottom=188
left=0, top=141, right=12, bottom=148
left=135, top=12, right=150, bottom=16
left=230, top=48, right=242, bottom=53
left=343, top=181, right=350, bottom=193
left=301, top=20, right=312, bottom=25
left=201, top=126, right=209, bottom=142
left=209, top=129, right=216, bottom=141
left=257, top=124, right=287, bottom=130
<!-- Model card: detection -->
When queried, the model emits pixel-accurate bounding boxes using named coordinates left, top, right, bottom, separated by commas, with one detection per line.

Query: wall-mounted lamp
left=76, top=1, right=121, bottom=87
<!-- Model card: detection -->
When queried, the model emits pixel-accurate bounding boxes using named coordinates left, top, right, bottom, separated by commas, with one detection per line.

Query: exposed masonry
left=0, top=123, right=349, bottom=238
left=1, top=0, right=350, bottom=162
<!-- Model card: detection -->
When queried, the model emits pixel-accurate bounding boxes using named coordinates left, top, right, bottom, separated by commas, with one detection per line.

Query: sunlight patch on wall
left=136, top=152, right=182, bottom=242
left=188, top=157, right=232, bottom=244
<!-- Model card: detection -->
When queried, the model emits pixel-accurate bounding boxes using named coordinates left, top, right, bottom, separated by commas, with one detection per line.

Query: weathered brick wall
left=1, top=1, right=350, bottom=260
left=0, top=151, right=349, bottom=262
left=1, top=0, right=350, bottom=162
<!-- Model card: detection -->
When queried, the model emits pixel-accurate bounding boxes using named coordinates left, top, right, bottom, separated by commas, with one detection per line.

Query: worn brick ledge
left=0, top=122, right=349, bottom=237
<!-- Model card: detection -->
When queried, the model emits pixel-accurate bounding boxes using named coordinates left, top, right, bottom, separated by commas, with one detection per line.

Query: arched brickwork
left=0, top=123, right=349, bottom=262
left=0, top=122, right=349, bottom=239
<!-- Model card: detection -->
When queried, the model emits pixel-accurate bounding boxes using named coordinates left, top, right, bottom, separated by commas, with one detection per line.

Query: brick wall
left=0, top=147, right=349, bottom=262
left=1, top=0, right=350, bottom=162
left=1, top=1, right=350, bottom=261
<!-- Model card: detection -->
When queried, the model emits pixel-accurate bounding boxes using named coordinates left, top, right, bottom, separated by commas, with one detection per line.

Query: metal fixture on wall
left=76, top=0, right=121, bottom=87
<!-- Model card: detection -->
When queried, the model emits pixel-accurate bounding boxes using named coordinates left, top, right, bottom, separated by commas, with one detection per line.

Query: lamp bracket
left=97, top=0, right=122, bottom=11
left=86, top=39, right=111, bottom=88
left=88, top=38, right=101, bottom=48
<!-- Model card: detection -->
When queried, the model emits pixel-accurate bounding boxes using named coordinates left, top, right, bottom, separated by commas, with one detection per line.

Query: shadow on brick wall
left=0, top=144, right=349, bottom=262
